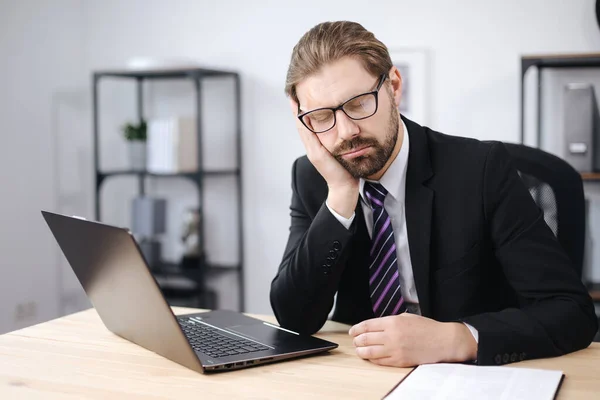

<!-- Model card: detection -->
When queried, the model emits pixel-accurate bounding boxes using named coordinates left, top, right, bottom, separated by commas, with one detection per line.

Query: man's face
left=295, top=57, right=402, bottom=179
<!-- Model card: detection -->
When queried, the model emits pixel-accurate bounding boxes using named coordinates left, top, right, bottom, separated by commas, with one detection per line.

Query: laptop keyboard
left=179, top=318, right=270, bottom=359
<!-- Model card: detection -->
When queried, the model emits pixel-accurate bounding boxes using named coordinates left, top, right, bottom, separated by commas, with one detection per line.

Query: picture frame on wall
left=388, top=48, right=429, bottom=125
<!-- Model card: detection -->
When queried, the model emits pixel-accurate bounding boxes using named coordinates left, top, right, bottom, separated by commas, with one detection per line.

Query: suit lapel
left=354, top=201, right=369, bottom=248
left=353, top=199, right=377, bottom=319
left=403, top=116, right=434, bottom=317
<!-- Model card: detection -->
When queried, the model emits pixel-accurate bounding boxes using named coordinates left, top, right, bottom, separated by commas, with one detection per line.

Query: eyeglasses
left=297, top=74, right=388, bottom=134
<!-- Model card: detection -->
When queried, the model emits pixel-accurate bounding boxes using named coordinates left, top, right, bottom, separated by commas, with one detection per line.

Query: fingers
left=289, top=98, right=321, bottom=149
left=371, top=356, right=417, bottom=368
left=370, top=357, right=396, bottom=367
left=295, top=119, right=331, bottom=170
left=297, top=122, right=322, bottom=153
left=355, top=345, right=388, bottom=360
left=349, top=317, right=387, bottom=337
left=353, top=332, right=386, bottom=347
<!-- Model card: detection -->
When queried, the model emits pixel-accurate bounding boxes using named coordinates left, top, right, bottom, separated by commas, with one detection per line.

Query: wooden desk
left=1, top=308, right=599, bottom=399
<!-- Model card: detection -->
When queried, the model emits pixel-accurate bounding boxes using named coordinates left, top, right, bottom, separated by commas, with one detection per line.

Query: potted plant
left=122, top=119, right=147, bottom=170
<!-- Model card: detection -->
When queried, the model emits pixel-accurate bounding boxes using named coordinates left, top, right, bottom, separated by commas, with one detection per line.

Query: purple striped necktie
left=364, top=182, right=407, bottom=317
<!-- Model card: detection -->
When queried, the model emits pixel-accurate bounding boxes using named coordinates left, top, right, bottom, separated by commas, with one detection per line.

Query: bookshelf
left=519, top=52, right=600, bottom=146
left=92, top=67, right=244, bottom=311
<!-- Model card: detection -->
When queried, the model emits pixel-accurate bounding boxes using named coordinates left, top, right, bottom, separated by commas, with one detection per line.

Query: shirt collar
left=359, top=119, right=409, bottom=204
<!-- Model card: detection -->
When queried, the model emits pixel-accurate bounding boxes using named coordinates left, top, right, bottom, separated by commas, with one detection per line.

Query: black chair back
left=503, top=142, right=586, bottom=279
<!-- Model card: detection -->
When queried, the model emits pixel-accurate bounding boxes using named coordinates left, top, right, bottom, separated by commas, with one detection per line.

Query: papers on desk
left=384, top=363, right=564, bottom=400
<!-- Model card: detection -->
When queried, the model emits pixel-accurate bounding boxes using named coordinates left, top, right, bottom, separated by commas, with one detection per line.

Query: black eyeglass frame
left=297, top=73, right=388, bottom=134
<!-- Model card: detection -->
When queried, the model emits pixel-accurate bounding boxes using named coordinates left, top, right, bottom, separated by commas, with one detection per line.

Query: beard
left=332, top=103, right=400, bottom=179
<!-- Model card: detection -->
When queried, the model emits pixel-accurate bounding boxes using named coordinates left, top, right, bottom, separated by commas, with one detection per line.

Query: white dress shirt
left=326, top=120, right=479, bottom=345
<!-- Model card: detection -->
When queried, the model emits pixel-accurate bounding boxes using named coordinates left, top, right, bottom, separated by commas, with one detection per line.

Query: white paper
left=385, top=363, right=563, bottom=400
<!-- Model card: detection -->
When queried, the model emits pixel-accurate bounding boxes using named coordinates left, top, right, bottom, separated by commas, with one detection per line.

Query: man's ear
left=388, top=66, right=403, bottom=109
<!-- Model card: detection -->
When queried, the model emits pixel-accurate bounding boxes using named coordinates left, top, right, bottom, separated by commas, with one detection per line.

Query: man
left=270, top=21, right=598, bottom=367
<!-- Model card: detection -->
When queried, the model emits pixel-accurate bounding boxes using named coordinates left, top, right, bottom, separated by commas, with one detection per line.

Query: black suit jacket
left=270, top=116, right=598, bottom=366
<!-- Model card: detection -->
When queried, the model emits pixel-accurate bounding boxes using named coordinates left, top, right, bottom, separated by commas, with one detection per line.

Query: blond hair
left=285, top=21, right=393, bottom=103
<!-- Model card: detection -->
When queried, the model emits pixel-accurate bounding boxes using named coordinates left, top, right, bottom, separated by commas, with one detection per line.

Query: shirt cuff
left=463, top=322, right=479, bottom=343
left=326, top=201, right=355, bottom=230
left=463, top=322, right=479, bottom=363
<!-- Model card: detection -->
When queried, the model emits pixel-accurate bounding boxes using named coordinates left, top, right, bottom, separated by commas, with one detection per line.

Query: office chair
left=504, top=143, right=598, bottom=342
left=502, top=142, right=586, bottom=279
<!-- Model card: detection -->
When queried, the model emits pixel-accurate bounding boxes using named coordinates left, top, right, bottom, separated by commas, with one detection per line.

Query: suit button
left=332, top=240, right=341, bottom=250
left=519, top=352, right=526, bottom=361
left=325, top=260, right=333, bottom=267
left=510, top=353, right=517, bottom=362
left=494, top=354, right=502, bottom=365
left=323, top=269, right=330, bottom=275
left=503, top=354, right=509, bottom=363
left=329, top=250, right=338, bottom=258
left=327, top=255, right=335, bottom=261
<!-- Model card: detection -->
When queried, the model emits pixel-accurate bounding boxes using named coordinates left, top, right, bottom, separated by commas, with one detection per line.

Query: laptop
left=41, top=210, right=338, bottom=373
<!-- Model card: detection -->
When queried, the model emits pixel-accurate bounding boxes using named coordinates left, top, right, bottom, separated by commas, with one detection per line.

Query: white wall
left=2, top=0, right=600, bottom=333
left=0, top=0, right=90, bottom=334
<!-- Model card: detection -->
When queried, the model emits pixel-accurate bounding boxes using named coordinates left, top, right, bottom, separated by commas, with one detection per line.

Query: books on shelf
left=147, top=116, right=198, bottom=173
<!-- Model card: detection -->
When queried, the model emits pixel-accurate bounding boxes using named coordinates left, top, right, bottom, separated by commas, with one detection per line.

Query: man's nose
left=335, top=110, right=359, bottom=141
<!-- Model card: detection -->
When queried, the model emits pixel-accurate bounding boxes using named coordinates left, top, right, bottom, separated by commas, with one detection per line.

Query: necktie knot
left=365, top=182, right=387, bottom=209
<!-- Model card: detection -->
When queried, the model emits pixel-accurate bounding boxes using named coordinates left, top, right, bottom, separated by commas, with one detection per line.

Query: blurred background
left=2, top=0, right=600, bottom=335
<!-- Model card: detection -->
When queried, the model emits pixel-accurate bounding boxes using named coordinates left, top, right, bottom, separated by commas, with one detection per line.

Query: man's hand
left=348, top=313, right=478, bottom=367
left=290, top=99, right=358, bottom=218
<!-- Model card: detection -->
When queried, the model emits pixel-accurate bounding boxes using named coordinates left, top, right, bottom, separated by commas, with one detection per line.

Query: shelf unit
left=519, top=54, right=600, bottom=180
left=92, top=67, right=244, bottom=311
left=582, top=172, right=600, bottom=181
left=520, top=54, right=600, bottom=307
left=520, top=53, right=600, bottom=145
left=519, top=53, right=600, bottom=179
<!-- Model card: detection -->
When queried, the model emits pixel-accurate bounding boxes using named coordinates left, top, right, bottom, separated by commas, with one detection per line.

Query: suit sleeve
left=461, top=142, right=598, bottom=365
left=269, top=159, right=356, bottom=335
